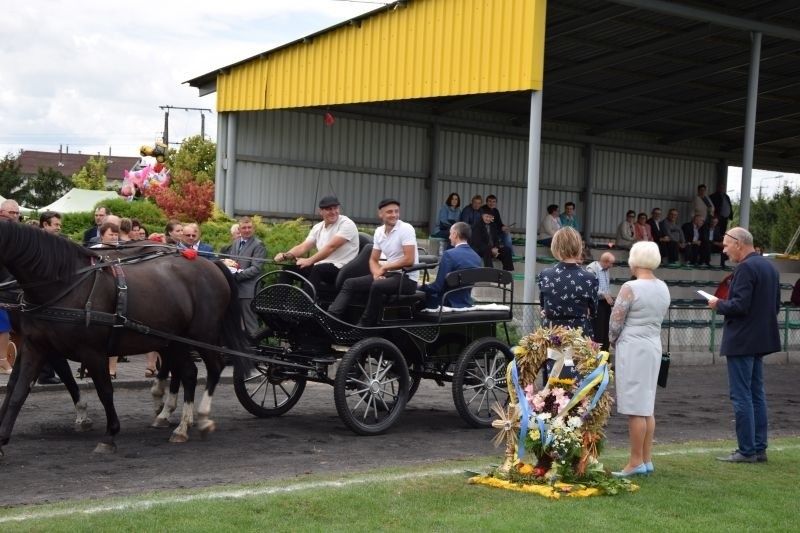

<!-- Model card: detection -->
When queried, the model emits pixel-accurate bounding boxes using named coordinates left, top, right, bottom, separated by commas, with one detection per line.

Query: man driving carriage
left=327, top=198, right=418, bottom=327
left=273, top=195, right=359, bottom=293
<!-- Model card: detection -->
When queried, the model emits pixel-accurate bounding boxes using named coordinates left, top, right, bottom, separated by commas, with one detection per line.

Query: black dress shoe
left=755, top=451, right=768, bottom=463
left=716, top=450, right=757, bottom=463
left=38, top=376, right=62, bottom=385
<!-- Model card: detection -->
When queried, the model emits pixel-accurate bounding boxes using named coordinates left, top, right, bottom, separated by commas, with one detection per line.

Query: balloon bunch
left=120, top=142, right=171, bottom=200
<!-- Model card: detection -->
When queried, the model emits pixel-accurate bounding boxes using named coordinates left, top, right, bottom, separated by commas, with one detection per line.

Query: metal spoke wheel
left=452, top=337, right=512, bottom=428
left=334, top=337, right=409, bottom=436
left=233, top=360, right=306, bottom=417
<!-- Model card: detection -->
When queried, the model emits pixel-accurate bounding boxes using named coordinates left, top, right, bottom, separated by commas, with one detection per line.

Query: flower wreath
left=469, top=326, right=635, bottom=498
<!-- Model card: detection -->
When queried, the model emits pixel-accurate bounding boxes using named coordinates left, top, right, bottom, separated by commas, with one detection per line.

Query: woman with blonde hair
left=537, top=227, right=598, bottom=382
left=609, top=241, right=670, bottom=476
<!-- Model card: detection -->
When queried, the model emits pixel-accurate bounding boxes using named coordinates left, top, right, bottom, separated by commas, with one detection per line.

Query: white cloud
left=0, top=0, right=375, bottom=158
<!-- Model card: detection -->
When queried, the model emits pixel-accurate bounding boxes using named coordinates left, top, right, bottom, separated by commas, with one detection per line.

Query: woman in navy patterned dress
left=537, top=227, right=598, bottom=382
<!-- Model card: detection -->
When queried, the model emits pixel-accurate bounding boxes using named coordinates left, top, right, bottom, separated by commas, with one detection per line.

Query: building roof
left=17, top=150, right=140, bottom=182
left=186, top=0, right=800, bottom=173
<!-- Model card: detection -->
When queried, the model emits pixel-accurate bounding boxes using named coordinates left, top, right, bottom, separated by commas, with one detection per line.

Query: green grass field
left=2, top=437, right=798, bottom=532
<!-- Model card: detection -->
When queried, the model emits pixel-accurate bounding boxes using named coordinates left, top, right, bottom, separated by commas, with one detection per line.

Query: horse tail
left=212, top=261, right=251, bottom=372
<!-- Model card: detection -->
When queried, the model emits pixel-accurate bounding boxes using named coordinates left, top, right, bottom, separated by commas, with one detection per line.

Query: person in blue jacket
left=423, top=222, right=482, bottom=309
left=709, top=227, right=781, bottom=464
left=433, top=192, right=462, bottom=245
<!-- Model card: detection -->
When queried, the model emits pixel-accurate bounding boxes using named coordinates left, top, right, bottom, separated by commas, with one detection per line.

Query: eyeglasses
left=724, top=233, right=740, bottom=241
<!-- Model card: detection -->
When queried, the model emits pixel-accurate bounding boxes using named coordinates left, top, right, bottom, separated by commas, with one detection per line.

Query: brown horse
left=0, top=221, right=246, bottom=454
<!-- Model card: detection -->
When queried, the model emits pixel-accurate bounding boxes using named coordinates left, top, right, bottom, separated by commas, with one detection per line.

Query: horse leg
left=152, top=358, right=181, bottom=428
left=150, top=363, right=171, bottom=417
left=86, top=357, right=120, bottom=454
left=51, top=356, right=92, bottom=431
left=196, top=352, right=226, bottom=437
left=0, top=342, right=44, bottom=455
left=169, top=350, right=197, bottom=444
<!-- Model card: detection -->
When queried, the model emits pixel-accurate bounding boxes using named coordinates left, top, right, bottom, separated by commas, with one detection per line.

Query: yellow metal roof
left=212, top=0, right=545, bottom=112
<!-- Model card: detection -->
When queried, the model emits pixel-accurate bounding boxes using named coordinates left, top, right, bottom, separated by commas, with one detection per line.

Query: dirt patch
left=1, top=362, right=798, bottom=508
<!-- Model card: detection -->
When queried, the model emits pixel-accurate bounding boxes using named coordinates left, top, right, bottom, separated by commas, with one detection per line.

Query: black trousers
left=278, top=263, right=340, bottom=294
left=328, top=273, right=417, bottom=325
left=480, top=247, right=514, bottom=271
left=592, top=299, right=612, bottom=351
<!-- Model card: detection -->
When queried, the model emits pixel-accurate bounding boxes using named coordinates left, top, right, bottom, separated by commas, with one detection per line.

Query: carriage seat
left=416, top=267, right=514, bottom=323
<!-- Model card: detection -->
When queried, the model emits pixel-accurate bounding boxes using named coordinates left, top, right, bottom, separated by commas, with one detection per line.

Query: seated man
left=327, top=198, right=418, bottom=327
left=469, top=207, right=514, bottom=271
left=274, top=196, right=359, bottom=293
left=682, top=214, right=710, bottom=265
left=708, top=216, right=727, bottom=267
left=423, top=222, right=482, bottom=309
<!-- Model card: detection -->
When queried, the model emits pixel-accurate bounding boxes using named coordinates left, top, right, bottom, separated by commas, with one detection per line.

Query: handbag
left=658, top=307, right=670, bottom=388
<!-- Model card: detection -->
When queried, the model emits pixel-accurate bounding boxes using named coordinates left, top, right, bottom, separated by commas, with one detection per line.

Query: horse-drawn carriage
left=234, top=239, right=515, bottom=435
left=0, top=222, right=515, bottom=454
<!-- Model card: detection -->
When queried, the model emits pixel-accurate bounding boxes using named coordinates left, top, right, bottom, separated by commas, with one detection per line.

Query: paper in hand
left=696, top=290, right=714, bottom=301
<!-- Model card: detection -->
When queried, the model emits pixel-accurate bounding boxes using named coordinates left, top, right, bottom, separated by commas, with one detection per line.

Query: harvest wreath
left=468, top=326, right=637, bottom=498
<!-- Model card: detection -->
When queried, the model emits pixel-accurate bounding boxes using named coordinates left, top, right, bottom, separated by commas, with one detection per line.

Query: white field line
left=2, top=443, right=799, bottom=524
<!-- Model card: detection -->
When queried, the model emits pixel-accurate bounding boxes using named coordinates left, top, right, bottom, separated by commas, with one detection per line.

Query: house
left=17, top=149, right=140, bottom=185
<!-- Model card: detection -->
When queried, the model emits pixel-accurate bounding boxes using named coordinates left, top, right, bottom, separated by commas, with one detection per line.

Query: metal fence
left=506, top=303, right=800, bottom=352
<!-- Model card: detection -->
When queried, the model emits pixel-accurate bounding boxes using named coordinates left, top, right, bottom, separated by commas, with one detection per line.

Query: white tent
left=39, top=188, right=119, bottom=214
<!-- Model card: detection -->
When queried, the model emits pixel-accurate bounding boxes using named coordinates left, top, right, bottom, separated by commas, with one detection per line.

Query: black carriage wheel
left=452, top=337, right=512, bottom=428
left=334, top=337, right=409, bottom=436
left=233, top=361, right=306, bottom=417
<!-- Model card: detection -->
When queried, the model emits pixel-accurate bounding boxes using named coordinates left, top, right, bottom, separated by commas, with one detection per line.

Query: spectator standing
left=182, top=223, right=215, bottom=257
left=484, top=195, right=513, bottom=250
left=559, top=201, right=580, bottom=231
left=422, top=222, right=482, bottom=309
left=609, top=241, right=671, bottom=477
left=615, top=210, right=636, bottom=249
left=585, top=252, right=615, bottom=350
left=83, top=206, right=110, bottom=245
left=220, top=224, right=241, bottom=256
left=708, top=227, right=781, bottom=463
left=709, top=183, right=733, bottom=234
left=459, top=195, right=483, bottom=226
left=0, top=200, right=22, bottom=375
left=232, top=217, right=267, bottom=337
left=692, top=184, right=714, bottom=222
left=537, top=204, right=561, bottom=246
left=37, top=210, right=66, bottom=383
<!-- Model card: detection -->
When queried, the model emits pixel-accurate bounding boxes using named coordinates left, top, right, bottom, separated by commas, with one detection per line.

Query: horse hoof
left=74, top=419, right=93, bottom=432
left=93, top=442, right=117, bottom=454
left=198, top=420, right=216, bottom=438
left=169, top=433, right=188, bottom=444
left=151, top=417, right=170, bottom=429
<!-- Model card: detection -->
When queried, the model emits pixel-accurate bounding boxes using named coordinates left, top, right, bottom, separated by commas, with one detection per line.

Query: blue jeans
left=501, top=231, right=513, bottom=250
left=725, top=355, right=768, bottom=456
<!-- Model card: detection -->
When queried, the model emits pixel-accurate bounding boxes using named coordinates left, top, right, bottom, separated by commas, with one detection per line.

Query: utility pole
left=159, top=105, right=213, bottom=146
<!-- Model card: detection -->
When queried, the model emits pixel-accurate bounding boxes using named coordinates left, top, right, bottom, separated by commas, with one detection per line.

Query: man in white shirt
left=274, top=196, right=359, bottom=292
left=328, top=198, right=418, bottom=327
left=585, top=252, right=615, bottom=350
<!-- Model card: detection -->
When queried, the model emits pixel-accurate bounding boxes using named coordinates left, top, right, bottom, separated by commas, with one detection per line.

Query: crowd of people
left=537, top=183, right=736, bottom=268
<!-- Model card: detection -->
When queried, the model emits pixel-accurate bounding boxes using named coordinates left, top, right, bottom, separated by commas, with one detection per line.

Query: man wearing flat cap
left=274, top=195, right=359, bottom=292
left=328, top=198, right=419, bottom=327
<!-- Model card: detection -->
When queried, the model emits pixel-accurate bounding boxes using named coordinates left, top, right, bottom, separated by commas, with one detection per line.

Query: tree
left=733, top=185, right=800, bottom=252
left=0, top=152, right=29, bottom=200
left=72, top=155, right=108, bottom=190
left=169, top=135, right=216, bottom=184
left=26, top=167, right=73, bottom=208
left=147, top=170, right=215, bottom=223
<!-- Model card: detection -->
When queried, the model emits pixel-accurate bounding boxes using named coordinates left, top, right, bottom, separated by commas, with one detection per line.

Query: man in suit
left=83, top=205, right=110, bottom=245
left=709, top=183, right=734, bottom=234
left=181, top=223, right=215, bottom=258
left=469, top=207, right=513, bottom=271
left=274, top=195, right=359, bottom=293
left=459, top=195, right=483, bottom=226
left=647, top=207, right=666, bottom=259
left=232, top=216, right=267, bottom=338
left=423, top=222, right=482, bottom=309
left=709, top=227, right=780, bottom=463
left=682, top=214, right=710, bottom=265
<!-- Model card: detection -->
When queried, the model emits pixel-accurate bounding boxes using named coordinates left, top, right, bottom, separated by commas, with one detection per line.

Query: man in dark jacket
left=469, top=207, right=513, bottom=271
left=709, top=227, right=781, bottom=463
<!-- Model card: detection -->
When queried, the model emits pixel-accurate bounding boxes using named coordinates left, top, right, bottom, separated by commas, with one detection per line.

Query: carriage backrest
left=442, top=267, right=514, bottom=307
left=335, top=243, right=373, bottom=290
left=358, top=232, right=373, bottom=251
